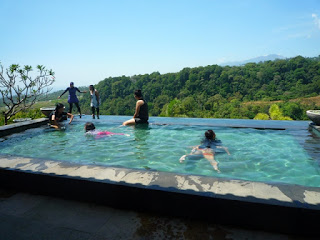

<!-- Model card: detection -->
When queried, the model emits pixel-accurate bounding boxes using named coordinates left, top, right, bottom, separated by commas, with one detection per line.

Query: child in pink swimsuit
left=84, top=122, right=128, bottom=137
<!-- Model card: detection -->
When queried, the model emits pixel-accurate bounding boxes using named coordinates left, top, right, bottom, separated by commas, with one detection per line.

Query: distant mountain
left=220, top=54, right=285, bottom=66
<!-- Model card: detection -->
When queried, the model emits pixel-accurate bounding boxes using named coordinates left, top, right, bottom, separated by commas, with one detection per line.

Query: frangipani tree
left=0, top=62, right=55, bottom=125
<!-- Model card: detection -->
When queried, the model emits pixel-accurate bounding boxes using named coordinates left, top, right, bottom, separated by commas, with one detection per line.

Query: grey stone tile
left=0, top=156, right=32, bottom=169
left=0, top=213, right=94, bottom=240
left=67, top=165, right=108, bottom=179
left=0, top=193, right=47, bottom=217
left=16, top=159, right=60, bottom=172
left=214, top=179, right=254, bottom=198
left=41, top=162, right=80, bottom=176
left=120, top=171, right=159, bottom=186
left=251, top=182, right=292, bottom=203
left=94, top=167, right=128, bottom=182
left=97, top=209, right=141, bottom=239
left=45, top=227, right=92, bottom=240
left=174, top=174, right=217, bottom=193
left=21, top=197, right=116, bottom=233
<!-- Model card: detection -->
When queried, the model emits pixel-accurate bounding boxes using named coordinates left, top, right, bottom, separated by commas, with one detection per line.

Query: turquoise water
left=1, top=116, right=320, bottom=187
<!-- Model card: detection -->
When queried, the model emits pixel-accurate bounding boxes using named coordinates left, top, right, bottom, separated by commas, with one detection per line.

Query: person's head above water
left=84, top=122, right=96, bottom=132
left=134, top=89, right=143, bottom=99
left=205, top=130, right=216, bottom=140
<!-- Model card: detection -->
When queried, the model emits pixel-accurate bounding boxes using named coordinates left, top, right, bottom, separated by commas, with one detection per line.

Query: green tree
left=254, top=113, right=269, bottom=120
left=0, top=63, right=54, bottom=125
left=282, top=102, right=304, bottom=120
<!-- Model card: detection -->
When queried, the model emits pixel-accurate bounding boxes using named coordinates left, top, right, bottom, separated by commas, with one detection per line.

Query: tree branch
left=0, top=63, right=55, bottom=124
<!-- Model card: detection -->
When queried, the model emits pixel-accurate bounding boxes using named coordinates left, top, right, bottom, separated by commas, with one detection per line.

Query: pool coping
left=0, top=119, right=320, bottom=236
left=0, top=118, right=48, bottom=138
left=309, top=122, right=320, bottom=137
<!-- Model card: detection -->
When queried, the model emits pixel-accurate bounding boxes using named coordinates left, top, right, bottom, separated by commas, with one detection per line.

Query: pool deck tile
left=66, top=165, right=110, bottom=179
left=15, top=159, right=60, bottom=172
left=120, top=170, right=160, bottom=185
left=0, top=155, right=31, bottom=168
left=93, top=167, right=128, bottom=182
left=214, top=180, right=254, bottom=198
left=41, top=162, right=81, bottom=176
left=174, top=175, right=216, bottom=193
left=251, top=182, right=292, bottom=203
left=2, top=188, right=313, bottom=240
left=302, top=189, right=320, bottom=205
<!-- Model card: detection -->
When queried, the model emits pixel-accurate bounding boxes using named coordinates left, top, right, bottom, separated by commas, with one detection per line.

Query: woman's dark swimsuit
left=135, top=99, right=149, bottom=124
left=49, top=110, right=67, bottom=123
left=61, top=87, right=82, bottom=114
left=199, top=139, right=224, bottom=153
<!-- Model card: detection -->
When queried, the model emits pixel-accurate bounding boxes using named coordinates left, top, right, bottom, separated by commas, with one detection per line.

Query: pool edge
left=0, top=155, right=319, bottom=236
left=0, top=118, right=49, bottom=138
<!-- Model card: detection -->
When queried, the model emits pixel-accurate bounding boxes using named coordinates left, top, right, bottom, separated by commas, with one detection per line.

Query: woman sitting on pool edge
left=122, top=89, right=149, bottom=126
left=49, top=103, right=74, bottom=129
left=179, top=130, right=230, bottom=172
left=85, top=122, right=129, bottom=137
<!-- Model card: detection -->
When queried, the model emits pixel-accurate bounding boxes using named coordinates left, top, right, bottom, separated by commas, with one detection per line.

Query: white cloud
left=312, top=13, right=320, bottom=30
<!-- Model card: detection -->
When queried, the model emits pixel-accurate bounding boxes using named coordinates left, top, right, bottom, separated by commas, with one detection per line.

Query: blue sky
left=1, top=0, right=320, bottom=90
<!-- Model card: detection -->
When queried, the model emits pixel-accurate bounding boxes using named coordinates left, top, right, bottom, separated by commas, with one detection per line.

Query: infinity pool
left=1, top=116, right=319, bottom=187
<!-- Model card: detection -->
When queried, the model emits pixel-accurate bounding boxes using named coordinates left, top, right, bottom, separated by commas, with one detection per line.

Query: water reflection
left=132, top=124, right=151, bottom=162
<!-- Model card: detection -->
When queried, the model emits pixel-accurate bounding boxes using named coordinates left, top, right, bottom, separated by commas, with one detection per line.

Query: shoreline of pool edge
left=0, top=118, right=320, bottom=237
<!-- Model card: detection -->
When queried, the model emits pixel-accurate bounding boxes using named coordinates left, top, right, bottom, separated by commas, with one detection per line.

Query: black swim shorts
left=135, top=118, right=149, bottom=124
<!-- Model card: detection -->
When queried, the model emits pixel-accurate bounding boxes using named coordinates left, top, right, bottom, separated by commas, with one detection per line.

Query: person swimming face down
left=84, top=122, right=96, bottom=132
left=205, top=130, right=216, bottom=140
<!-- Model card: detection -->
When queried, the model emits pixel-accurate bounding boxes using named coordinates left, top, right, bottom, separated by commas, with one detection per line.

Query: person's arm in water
left=133, top=100, right=144, bottom=118
left=216, top=146, right=231, bottom=155
left=179, top=145, right=200, bottom=163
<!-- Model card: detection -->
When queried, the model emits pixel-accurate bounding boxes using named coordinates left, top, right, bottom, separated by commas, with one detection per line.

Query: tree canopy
left=71, top=55, right=320, bottom=120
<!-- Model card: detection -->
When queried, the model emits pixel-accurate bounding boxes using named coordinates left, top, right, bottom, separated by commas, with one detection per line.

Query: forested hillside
left=72, top=55, right=320, bottom=120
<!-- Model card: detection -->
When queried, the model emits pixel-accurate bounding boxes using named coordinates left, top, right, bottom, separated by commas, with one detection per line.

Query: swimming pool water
left=1, top=116, right=320, bottom=187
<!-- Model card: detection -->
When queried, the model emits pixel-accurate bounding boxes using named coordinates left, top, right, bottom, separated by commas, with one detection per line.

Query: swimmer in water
left=84, top=122, right=129, bottom=137
left=179, top=130, right=230, bottom=172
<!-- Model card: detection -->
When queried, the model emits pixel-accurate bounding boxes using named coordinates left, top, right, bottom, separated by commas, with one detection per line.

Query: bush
left=0, top=109, right=46, bottom=126
left=254, top=113, right=270, bottom=120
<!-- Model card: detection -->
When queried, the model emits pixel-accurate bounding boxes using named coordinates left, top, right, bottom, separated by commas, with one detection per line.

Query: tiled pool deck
left=1, top=118, right=320, bottom=237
